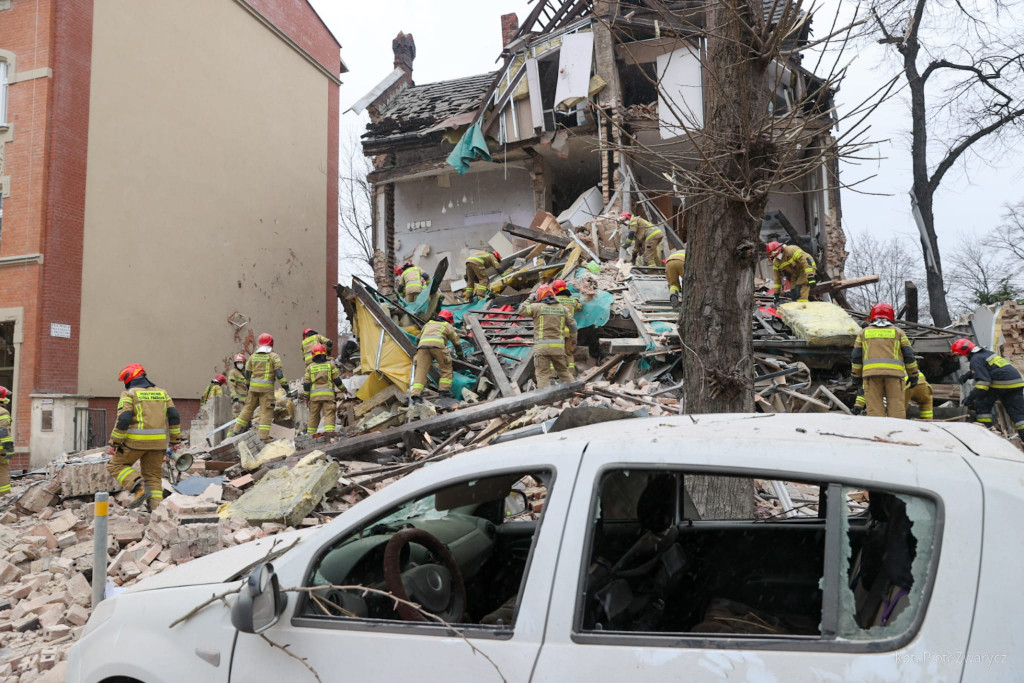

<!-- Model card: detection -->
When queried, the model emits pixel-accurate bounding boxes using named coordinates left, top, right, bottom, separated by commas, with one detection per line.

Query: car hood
left=122, top=527, right=320, bottom=593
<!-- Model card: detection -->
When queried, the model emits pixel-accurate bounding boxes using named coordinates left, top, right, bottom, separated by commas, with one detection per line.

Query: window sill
left=0, top=254, right=44, bottom=268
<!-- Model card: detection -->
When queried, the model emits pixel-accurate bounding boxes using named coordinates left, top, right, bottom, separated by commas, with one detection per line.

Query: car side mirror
left=504, top=490, right=529, bottom=519
left=231, top=562, right=287, bottom=634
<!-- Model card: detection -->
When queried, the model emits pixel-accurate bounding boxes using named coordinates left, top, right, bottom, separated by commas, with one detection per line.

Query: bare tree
left=339, top=131, right=374, bottom=281
left=868, top=0, right=1024, bottom=326
left=844, top=230, right=924, bottom=315
left=947, top=231, right=1022, bottom=316
left=987, top=199, right=1024, bottom=265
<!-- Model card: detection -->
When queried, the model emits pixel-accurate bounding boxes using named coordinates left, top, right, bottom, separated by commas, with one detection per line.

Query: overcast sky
left=310, top=0, right=1024, bottom=262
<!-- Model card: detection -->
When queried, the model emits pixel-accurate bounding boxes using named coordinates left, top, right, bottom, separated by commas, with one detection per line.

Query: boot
left=410, top=395, right=423, bottom=405
left=125, top=480, right=151, bottom=509
left=669, top=293, right=680, bottom=308
left=439, top=390, right=453, bottom=399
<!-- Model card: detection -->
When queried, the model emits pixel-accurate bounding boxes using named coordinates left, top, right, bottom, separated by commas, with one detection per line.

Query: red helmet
left=951, top=338, right=977, bottom=356
left=404, top=261, right=414, bottom=270
left=551, top=278, right=568, bottom=294
left=303, top=328, right=316, bottom=337
left=258, top=333, right=274, bottom=347
left=0, top=386, right=11, bottom=401
left=492, top=250, right=502, bottom=261
left=118, top=364, right=145, bottom=384
left=394, top=265, right=403, bottom=275
left=214, top=374, right=227, bottom=384
left=868, top=302, right=895, bottom=322
left=437, top=309, right=454, bottom=323
left=619, top=212, right=632, bottom=221
left=232, top=353, right=246, bottom=364
left=311, top=343, right=328, bottom=356
left=536, top=285, right=555, bottom=300
left=766, top=241, right=783, bottom=256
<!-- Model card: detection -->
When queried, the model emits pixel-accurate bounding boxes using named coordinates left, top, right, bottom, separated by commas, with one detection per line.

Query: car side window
left=301, top=469, right=551, bottom=630
left=577, top=468, right=938, bottom=649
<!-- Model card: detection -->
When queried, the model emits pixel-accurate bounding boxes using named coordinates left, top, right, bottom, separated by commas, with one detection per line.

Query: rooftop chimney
left=392, top=32, right=416, bottom=75
left=501, top=13, right=519, bottom=47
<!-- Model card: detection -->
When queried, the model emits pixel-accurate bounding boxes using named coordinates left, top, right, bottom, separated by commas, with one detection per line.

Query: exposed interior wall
left=28, top=395, right=89, bottom=468
left=79, top=0, right=330, bottom=398
left=393, top=166, right=535, bottom=276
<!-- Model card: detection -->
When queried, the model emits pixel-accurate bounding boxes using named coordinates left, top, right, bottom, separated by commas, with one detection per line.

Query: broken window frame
left=570, top=464, right=942, bottom=653
left=292, top=465, right=559, bottom=640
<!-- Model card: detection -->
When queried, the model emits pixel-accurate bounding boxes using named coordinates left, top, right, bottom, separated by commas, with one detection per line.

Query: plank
left=464, top=314, right=519, bottom=398
left=502, top=222, right=618, bottom=260
left=510, top=349, right=535, bottom=388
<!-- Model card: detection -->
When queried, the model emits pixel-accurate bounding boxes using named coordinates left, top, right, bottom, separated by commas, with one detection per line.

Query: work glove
left=851, top=405, right=864, bottom=416
left=960, top=395, right=974, bottom=407
left=958, top=372, right=973, bottom=384
left=627, top=230, right=637, bottom=241
left=908, top=375, right=919, bottom=388
left=851, top=375, right=862, bottom=386
left=287, top=388, right=298, bottom=400
left=107, top=444, right=122, bottom=456
left=808, top=279, right=816, bottom=287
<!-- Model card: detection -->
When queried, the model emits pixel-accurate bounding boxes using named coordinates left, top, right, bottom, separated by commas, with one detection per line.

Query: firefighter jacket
left=966, top=349, right=1024, bottom=392
left=228, top=368, right=248, bottom=400
left=851, top=321, right=918, bottom=381
left=667, top=250, right=686, bottom=267
left=303, top=360, right=343, bottom=401
left=519, top=298, right=577, bottom=349
left=417, top=320, right=462, bottom=352
left=399, top=267, right=428, bottom=294
left=556, top=294, right=582, bottom=335
left=109, top=382, right=180, bottom=451
left=466, top=251, right=501, bottom=271
left=0, top=405, right=12, bottom=454
left=247, top=351, right=287, bottom=394
left=302, top=334, right=333, bottom=365
left=629, top=217, right=662, bottom=251
left=772, top=245, right=816, bottom=289
left=201, top=383, right=224, bottom=405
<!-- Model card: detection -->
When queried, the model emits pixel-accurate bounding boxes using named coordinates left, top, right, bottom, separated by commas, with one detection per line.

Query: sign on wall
left=49, top=323, right=71, bottom=339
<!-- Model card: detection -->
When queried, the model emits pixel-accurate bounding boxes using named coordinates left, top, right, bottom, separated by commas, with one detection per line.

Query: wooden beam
left=510, top=349, right=536, bottom=388
left=502, top=222, right=618, bottom=260
left=810, top=275, right=880, bottom=297
left=324, top=381, right=584, bottom=460
left=464, top=314, right=519, bottom=397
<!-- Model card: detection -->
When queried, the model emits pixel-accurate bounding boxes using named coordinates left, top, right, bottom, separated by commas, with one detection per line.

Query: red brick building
left=0, top=0, right=344, bottom=467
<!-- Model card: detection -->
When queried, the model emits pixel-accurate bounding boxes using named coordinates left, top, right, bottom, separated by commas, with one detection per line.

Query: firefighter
left=106, top=365, right=180, bottom=510
left=201, top=375, right=226, bottom=407
left=228, top=333, right=291, bottom=442
left=665, top=249, right=686, bottom=307
left=397, top=261, right=429, bottom=303
left=301, top=328, right=333, bottom=367
left=303, top=343, right=344, bottom=435
left=851, top=303, right=918, bottom=418
left=620, top=212, right=665, bottom=267
left=767, top=241, right=817, bottom=304
left=227, top=353, right=248, bottom=417
left=854, top=371, right=933, bottom=420
left=953, top=338, right=1024, bottom=439
left=0, top=387, right=13, bottom=497
left=464, top=250, right=503, bottom=302
left=552, top=279, right=582, bottom=375
left=519, top=284, right=577, bottom=388
left=411, top=309, right=465, bottom=403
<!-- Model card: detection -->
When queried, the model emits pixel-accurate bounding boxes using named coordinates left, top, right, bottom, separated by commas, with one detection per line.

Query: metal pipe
left=92, top=492, right=109, bottom=607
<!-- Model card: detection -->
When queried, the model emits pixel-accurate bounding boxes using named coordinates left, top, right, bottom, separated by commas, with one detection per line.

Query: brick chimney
left=501, top=13, right=519, bottom=47
left=392, top=32, right=416, bottom=76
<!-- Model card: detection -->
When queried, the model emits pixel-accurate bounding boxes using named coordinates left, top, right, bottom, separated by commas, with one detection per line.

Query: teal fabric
left=405, top=287, right=433, bottom=316
left=575, top=290, right=614, bottom=329
left=450, top=371, right=478, bottom=398
left=446, top=122, right=492, bottom=174
left=443, top=298, right=491, bottom=325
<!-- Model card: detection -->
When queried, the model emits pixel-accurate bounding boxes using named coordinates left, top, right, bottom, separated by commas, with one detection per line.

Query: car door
left=230, top=440, right=585, bottom=683
left=534, top=421, right=982, bottom=682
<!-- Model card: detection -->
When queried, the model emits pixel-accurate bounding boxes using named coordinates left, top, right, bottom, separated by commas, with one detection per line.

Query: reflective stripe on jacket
left=302, top=335, right=332, bottom=364
left=110, top=386, right=178, bottom=450
left=201, top=383, right=223, bottom=404
left=466, top=252, right=499, bottom=270
left=773, top=245, right=815, bottom=288
left=0, top=407, right=12, bottom=451
left=969, top=349, right=1024, bottom=390
left=518, top=299, right=577, bottom=347
left=851, top=323, right=918, bottom=380
left=400, top=267, right=427, bottom=293
left=247, top=352, right=285, bottom=392
left=417, top=320, right=460, bottom=349
left=304, top=361, right=339, bottom=401
left=228, top=368, right=248, bottom=399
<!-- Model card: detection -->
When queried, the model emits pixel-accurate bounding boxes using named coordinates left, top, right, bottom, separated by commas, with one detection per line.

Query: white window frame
left=0, top=60, right=8, bottom=126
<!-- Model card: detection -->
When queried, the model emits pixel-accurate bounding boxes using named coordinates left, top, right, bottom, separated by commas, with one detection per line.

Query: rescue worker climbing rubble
left=303, top=343, right=344, bottom=435
left=227, top=353, right=248, bottom=417
left=228, top=333, right=291, bottom=443
left=851, top=303, right=918, bottom=418
left=768, top=241, right=817, bottom=304
left=0, top=387, right=13, bottom=497
left=397, top=261, right=429, bottom=303
left=552, top=279, right=582, bottom=376
left=301, top=328, right=333, bottom=367
left=201, top=375, right=226, bottom=407
left=464, top=250, right=504, bottom=302
left=953, top=338, right=1024, bottom=440
left=665, top=249, right=686, bottom=307
left=106, top=365, right=180, bottom=510
left=411, top=309, right=464, bottom=403
left=519, top=284, right=577, bottom=388
left=621, top=212, right=664, bottom=266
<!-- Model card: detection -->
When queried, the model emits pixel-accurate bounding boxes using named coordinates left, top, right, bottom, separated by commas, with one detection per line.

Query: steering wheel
left=383, top=528, right=466, bottom=623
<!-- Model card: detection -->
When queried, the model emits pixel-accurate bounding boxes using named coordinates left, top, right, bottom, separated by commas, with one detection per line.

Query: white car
left=68, top=414, right=1022, bottom=682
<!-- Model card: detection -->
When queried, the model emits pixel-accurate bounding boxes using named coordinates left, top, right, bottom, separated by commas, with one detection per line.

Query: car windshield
left=376, top=494, right=446, bottom=525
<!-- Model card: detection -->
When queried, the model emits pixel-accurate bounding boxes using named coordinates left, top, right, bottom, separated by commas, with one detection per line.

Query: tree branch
left=928, top=105, right=1024, bottom=192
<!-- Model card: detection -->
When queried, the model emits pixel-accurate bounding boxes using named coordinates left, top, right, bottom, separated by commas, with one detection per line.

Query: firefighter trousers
left=974, top=387, right=1024, bottom=437
left=232, top=396, right=245, bottom=417
left=404, top=286, right=422, bottom=303
left=642, top=236, right=664, bottom=266
left=412, top=347, right=452, bottom=397
left=106, top=447, right=164, bottom=508
left=536, top=345, right=573, bottom=389
left=0, top=455, right=10, bottom=496
left=232, top=390, right=274, bottom=440
left=464, top=263, right=489, bottom=299
left=905, top=383, right=934, bottom=420
left=307, top=398, right=337, bottom=434
left=666, top=260, right=684, bottom=294
left=864, top=376, right=906, bottom=418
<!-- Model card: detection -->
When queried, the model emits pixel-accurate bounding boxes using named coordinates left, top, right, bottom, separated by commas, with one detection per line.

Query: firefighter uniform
left=0, top=404, right=13, bottom=497
left=399, top=266, right=428, bottom=303
left=519, top=298, right=577, bottom=388
left=629, top=217, right=664, bottom=267
left=464, top=252, right=501, bottom=300
left=905, top=372, right=934, bottom=421
left=231, top=350, right=288, bottom=441
left=412, top=319, right=463, bottom=398
left=772, top=245, right=816, bottom=302
left=666, top=250, right=686, bottom=295
left=304, top=359, right=343, bottom=434
left=964, top=348, right=1024, bottom=438
left=106, top=384, right=180, bottom=509
left=301, top=334, right=333, bottom=366
left=228, top=367, right=248, bottom=417
left=201, top=381, right=223, bottom=407
left=556, top=293, right=583, bottom=374
left=851, top=321, right=918, bottom=418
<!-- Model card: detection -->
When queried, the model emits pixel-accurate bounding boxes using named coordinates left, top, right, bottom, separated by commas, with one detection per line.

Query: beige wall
left=79, top=0, right=329, bottom=398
